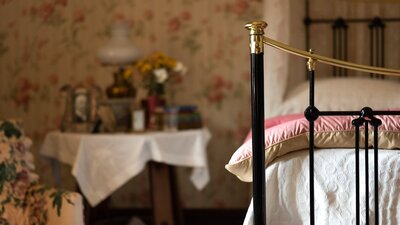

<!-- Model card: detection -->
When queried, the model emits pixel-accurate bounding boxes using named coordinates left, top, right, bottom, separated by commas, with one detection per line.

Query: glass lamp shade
left=97, top=22, right=141, bottom=65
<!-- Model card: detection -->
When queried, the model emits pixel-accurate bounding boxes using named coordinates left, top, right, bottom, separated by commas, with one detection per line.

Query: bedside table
left=41, top=128, right=211, bottom=225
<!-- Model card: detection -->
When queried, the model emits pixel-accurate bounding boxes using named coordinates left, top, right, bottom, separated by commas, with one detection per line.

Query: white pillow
left=275, top=77, right=400, bottom=115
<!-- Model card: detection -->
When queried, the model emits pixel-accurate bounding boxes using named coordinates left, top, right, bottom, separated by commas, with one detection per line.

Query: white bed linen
left=243, top=148, right=400, bottom=225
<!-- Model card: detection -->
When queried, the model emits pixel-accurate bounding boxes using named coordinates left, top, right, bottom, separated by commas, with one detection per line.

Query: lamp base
left=106, top=68, right=136, bottom=98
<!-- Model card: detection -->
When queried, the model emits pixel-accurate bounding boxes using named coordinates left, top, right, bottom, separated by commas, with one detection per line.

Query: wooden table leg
left=149, top=162, right=182, bottom=225
left=76, top=185, right=110, bottom=225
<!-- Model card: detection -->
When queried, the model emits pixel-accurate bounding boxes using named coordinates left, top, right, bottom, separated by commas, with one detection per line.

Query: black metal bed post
left=365, top=121, right=370, bottom=224
left=353, top=108, right=383, bottom=225
left=372, top=117, right=382, bottom=225
left=352, top=117, right=362, bottom=225
left=305, top=50, right=318, bottom=225
left=245, top=21, right=267, bottom=225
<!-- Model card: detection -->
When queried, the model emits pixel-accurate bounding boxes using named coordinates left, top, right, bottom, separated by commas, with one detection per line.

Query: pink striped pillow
left=227, top=114, right=400, bottom=182
left=245, top=114, right=304, bottom=141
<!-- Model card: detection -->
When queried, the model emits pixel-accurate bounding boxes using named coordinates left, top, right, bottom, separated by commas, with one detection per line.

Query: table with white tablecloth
left=40, top=128, right=211, bottom=225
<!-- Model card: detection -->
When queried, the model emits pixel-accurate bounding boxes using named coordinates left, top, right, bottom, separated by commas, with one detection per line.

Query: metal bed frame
left=304, top=0, right=400, bottom=78
left=245, top=21, right=400, bottom=225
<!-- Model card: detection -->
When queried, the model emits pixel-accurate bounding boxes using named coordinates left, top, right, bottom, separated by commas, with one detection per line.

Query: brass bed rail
left=263, top=36, right=400, bottom=77
left=246, top=21, right=400, bottom=76
left=245, top=20, right=400, bottom=225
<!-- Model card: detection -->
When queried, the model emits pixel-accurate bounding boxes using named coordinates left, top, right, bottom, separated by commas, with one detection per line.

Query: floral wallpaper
left=0, top=0, right=263, bottom=208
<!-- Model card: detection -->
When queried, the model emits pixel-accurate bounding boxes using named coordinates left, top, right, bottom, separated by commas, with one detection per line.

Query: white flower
left=153, top=68, right=169, bottom=83
left=173, top=61, right=188, bottom=75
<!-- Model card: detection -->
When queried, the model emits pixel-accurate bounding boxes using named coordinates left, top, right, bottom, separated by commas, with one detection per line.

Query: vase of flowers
left=132, top=52, right=187, bottom=129
left=133, top=51, right=187, bottom=98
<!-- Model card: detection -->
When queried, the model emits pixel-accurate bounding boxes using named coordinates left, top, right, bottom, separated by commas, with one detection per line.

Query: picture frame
left=72, top=88, right=91, bottom=123
left=98, top=98, right=134, bottom=132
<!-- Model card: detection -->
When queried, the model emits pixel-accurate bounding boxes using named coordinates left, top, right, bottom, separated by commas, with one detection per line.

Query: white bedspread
left=243, top=149, right=400, bottom=225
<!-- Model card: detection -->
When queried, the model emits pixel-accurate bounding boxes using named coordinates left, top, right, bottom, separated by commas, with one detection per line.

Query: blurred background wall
left=0, top=0, right=263, bottom=209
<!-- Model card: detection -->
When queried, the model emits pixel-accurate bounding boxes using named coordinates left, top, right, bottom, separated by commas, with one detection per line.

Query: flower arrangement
left=131, top=51, right=187, bottom=96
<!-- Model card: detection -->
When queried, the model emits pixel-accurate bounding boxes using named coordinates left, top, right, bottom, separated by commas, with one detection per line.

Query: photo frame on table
left=72, top=88, right=91, bottom=123
left=98, top=98, right=134, bottom=132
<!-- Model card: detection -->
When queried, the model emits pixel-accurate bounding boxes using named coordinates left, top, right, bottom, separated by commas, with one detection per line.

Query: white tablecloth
left=40, top=128, right=211, bottom=207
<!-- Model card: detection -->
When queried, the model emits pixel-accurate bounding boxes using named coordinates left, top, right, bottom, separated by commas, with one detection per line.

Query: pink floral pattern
left=0, top=0, right=262, bottom=208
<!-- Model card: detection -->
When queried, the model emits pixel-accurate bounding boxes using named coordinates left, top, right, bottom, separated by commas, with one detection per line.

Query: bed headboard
left=263, top=0, right=400, bottom=117
left=304, top=0, right=400, bottom=78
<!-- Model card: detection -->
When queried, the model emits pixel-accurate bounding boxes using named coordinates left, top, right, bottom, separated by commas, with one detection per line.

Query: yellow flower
left=133, top=51, right=186, bottom=95
left=141, top=63, right=152, bottom=74
left=123, top=68, right=133, bottom=79
left=168, top=59, right=177, bottom=68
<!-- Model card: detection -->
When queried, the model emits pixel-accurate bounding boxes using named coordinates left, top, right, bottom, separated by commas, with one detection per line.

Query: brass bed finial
left=248, top=20, right=400, bottom=77
left=307, top=49, right=317, bottom=72
left=245, top=21, right=268, bottom=54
